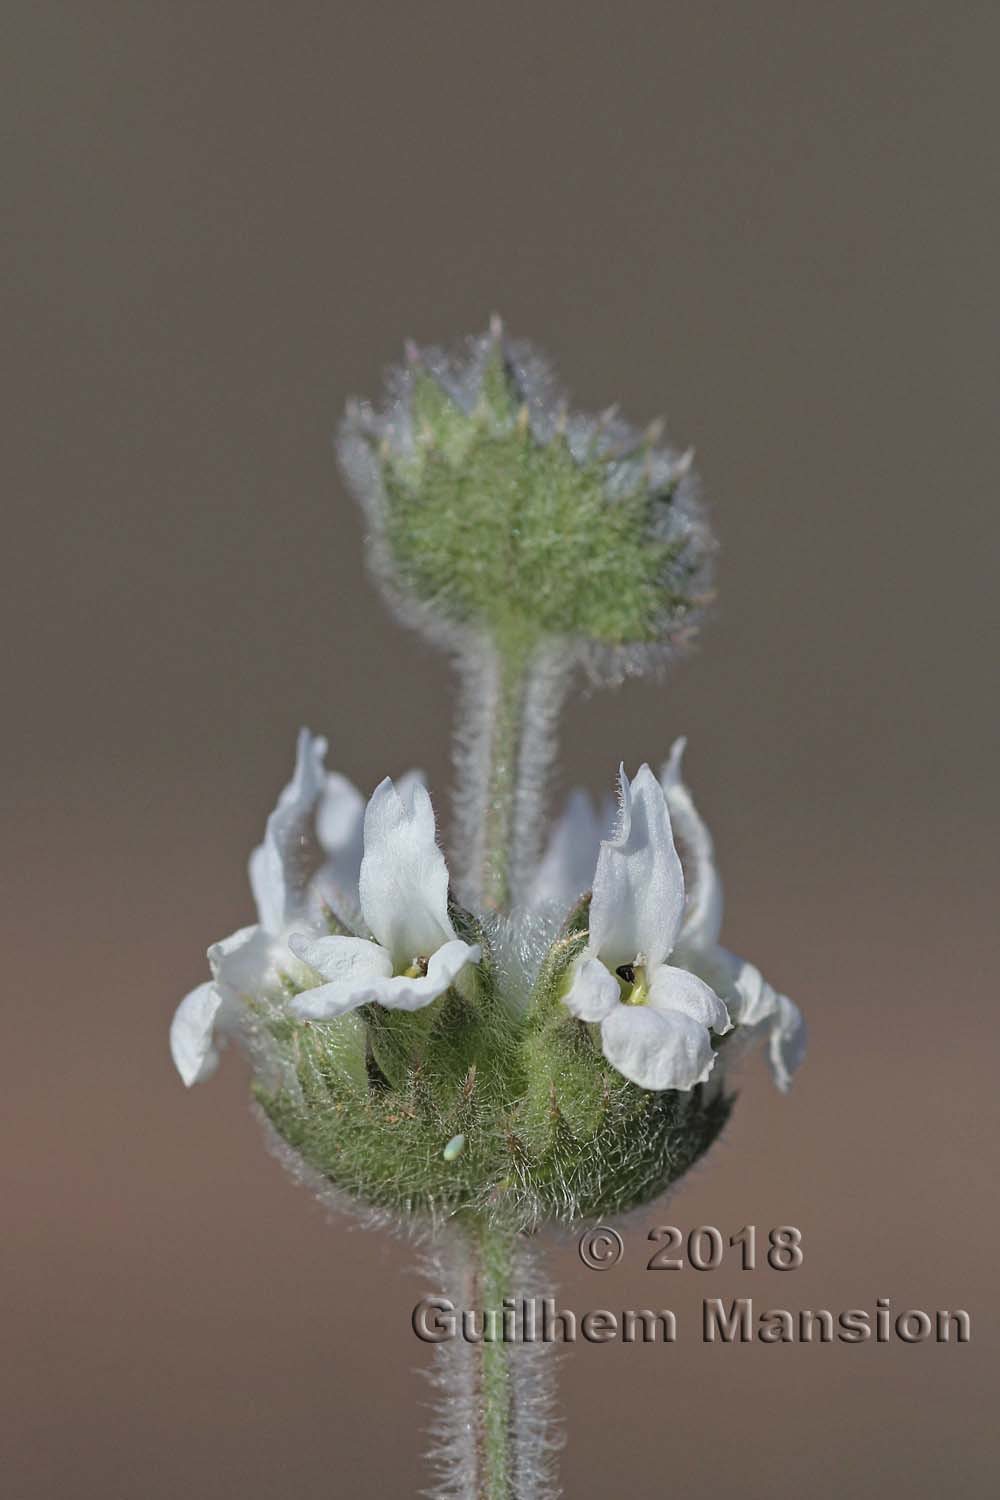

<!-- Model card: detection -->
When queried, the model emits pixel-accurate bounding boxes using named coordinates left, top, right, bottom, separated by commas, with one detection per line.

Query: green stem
left=453, top=634, right=570, bottom=916
left=480, top=639, right=532, bottom=912
left=423, top=1223, right=560, bottom=1499
left=469, top=1219, right=517, bottom=1498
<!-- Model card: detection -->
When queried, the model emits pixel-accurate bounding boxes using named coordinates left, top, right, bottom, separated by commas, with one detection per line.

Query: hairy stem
left=422, top=1223, right=562, bottom=1500
left=474, top=1220, right=515, bottom=1496
left=452, top=636, right=570, bottom=913
left=480, top=641, right=530, bottom=912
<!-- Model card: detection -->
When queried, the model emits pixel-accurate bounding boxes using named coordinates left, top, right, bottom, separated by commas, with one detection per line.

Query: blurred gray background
left=3, top=3, right=997, bottom=1496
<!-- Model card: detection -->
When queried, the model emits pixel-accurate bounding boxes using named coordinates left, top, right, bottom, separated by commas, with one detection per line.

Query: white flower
left=658, top=741, right=806, bottom=1092
left=169, top=980, right=223, bottom=1090
left=541, top=740, right=805, bottom=1092
left=723, top=958, right=806, bottom=1094
left=561, top=764, right=731, bottom=1091
left=534, top=737, right=721, bottom=947
left=315, top=767, right=424, bottom=924
left=659, top=736, right=723, bottom=952
left=170, top=729, right=331, bottom=1087
left=530, top=787, right=615, bottom=913
left=289, top=776, right=480, bottom=1019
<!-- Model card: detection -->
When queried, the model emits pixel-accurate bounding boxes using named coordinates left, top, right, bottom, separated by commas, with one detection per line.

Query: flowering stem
left=424, top=1221, right=560, bottom=1500
left=481, top=639, right=531, bottom=912
left=453, top=634, right=569, bottom=914
left=472, top=1219, right=516, bottom=1497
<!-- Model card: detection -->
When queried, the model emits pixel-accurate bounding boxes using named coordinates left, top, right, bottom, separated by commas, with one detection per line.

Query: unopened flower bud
left=338, top=320, right=715, bottom=684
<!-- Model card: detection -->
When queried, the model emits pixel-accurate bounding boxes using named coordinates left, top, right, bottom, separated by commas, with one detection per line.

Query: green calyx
left=253, top=912, right=731, bottom=1234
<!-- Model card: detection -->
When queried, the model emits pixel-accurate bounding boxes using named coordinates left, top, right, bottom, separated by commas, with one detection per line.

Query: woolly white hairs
left=449, top=638, right=573, bottom=912
left=420, top=1235, right=564, bottom=1500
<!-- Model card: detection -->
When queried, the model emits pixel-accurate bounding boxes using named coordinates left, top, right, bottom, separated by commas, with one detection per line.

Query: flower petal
left=769, top=994, right=807, bottom=1093
left=316, top=769, right=427, bottom=928
left=248, top=728, right=328, bottom=934
left=358, top=777, right=454, bottom=965
left=289, top=935, right=394, bottom=1019
left=599, top=1003, right=716, bottom=1091
left=363, top=938, right=481, bottom=1013
left=290, top=932, right=393, bottom=984
left=724, top=955, right=777, bottom=1027
left=293, top=937, right=479, bottom=1019
left=589, top=764, right=684, bottom=972
left=660, top=738, right=724, bottom=951
left=208, top=923, right=274, bottom=999
left=648, top=962, right=731, bottom=1033
left=169, top=982, right=223, bottom=1086
left=531, top=789, right=611, bottom=912
left=723, top=952, right=806, bottom=1092
left=315, top=771, right=365, bottom=901
left=562, top=954, right=620, bottom=1022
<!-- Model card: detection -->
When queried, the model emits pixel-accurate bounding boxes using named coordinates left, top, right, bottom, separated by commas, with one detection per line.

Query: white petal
left=249, top=728, right=328, bottom=933
left=364, top=938, right=481, bottom=1013
left=531, top=789, right=608, bottom=911
left=562, top=953, right=620, bottom=1022
left=769, top=994, right=807, bottom=1093
left=722, top=952, right=806, bottom=1092
left=315, top=771, right=365, bottom=901
left=394, top=768, right=427, bottom=803
left=170, top=982, right=223, bottom=1086
left=660, top=738, right=724, bottom=951
left=599, top=1004, right=716, bottom=1092
left=724, top=955, right=778, bottom=1027
left=359, top=777, right=454, bottom=966
left=589, top=764, right=685, bottom=972
left=208, top=923, right=274, bottom=999
left=315, top=768, right=427, bottom=925
left=289, top=933, right=392, bottom=985
left=289, top=934, right=394, bottom=1019
left=648, top=962, right=731, bottom=1033
left=293, top=937, right=479, bottom=1018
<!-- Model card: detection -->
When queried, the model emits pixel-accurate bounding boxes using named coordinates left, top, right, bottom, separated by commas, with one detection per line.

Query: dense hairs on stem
left=450, top=639, right=572, bottom=914
left=420, top=1226, right=563, bottom=1500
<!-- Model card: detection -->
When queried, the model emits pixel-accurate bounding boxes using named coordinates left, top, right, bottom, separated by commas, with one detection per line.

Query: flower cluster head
left=171, top=325, right=805, bottom=1234
left=339, top=316, right=714, bottom=684
left=172, top=740, right=803, bottom=1230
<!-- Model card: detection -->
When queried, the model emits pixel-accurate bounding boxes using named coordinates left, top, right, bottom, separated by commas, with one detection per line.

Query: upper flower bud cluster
left=338, top=319, right=714, bottom=682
